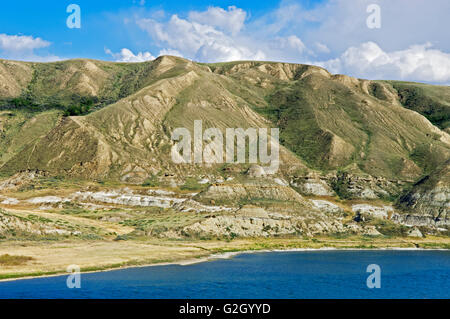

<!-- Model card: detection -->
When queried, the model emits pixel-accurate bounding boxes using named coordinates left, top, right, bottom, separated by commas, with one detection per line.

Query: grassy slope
left=0, top=57, right=449, bottom=182
left=0, top=109, right=61, bottom=169
left=388, top=81, right=450, bottom=130
left=396, top=159, right=450, bottom=216
left=0, top=57, right=192, bottom=115
left=251, top=72, right=450, bottom=179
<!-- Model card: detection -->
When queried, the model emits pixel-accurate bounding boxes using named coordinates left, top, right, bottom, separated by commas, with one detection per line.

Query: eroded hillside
left=0, top=56, right=449, bottom=240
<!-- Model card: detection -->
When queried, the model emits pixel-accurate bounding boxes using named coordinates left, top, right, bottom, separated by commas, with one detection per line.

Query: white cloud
left=3, top=2, right=448, bottom=83
left=314, top=42, right=330, bottom=54
left=0, top=33, right=50, bottom=52
left=277, top=36, right=306, bottom=54
left=105, top=48, right=155, bottom=62
left=0, top=33, right=58, bottom=61
left=188, top=6, right=247, bottom=35
left=127, top=3, right=450, bottom=83
left=296, top=0, right=450, bottom=54
left=138, top=15, right=220, bottom=56
left=137, top=12, right=265, bottom=62
left=196, top=42, right=265, bottom=63
left=317, top=42, right=450, bottom=83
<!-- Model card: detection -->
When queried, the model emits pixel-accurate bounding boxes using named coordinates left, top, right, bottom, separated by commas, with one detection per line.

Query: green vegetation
left=0, top=57, right=448, bottom=181
left=330, top=171, right=353, bottom=199
left=0, top=57, right=192, bottom=117
left=0, top=254, right=34, bottom=266
left=0, top=109, right=61, bottom=167
left=365, top=219, right=409, bottom=237
left=261, top=83, right=333, bottom=170
left=142, top=174, right=160, bottom=187
left=409, top=144, right=444, bottom=176
left=368, top=82, right=389, bottom=100
left=63, top=96, right=96, bottom=116
left=0, top=58, right=448, bottom=254
left=258, top=78, right=367, bottom=171
left=1, top=94, right=97, bottom=116
left=180, top=177, right=208, bottom=191
left=392, top=81, right=450, bottom=129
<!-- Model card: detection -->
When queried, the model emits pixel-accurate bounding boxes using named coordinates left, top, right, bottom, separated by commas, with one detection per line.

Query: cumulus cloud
left=2, top=2, right=448, bottom=83
left=123, top=2, right=450, bottom=83
left=0, top=34, right=50, bottom=52
left=317, top=42, right=450, bottom=83
left=137, top=12, right=265, bottom=62
left=138, top=15, right=220, bottom=56
left=314, top=42, right=330, bottom=54
left=302, top=0, right=450, bottom=54
left=188, top=6, right=247, bottom=35
left=105, top=48, right=155, bottom=62
left=277, top=35, right=306, bottom=54
left=0, top=33, right=58, bottom=61
left=196, top=42, right=265, bottom=63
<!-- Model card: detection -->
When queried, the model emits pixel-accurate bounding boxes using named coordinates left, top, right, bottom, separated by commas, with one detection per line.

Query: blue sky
left=0, top=0, right=325, bottom=60
left=1, top=0, right=450, bottom=84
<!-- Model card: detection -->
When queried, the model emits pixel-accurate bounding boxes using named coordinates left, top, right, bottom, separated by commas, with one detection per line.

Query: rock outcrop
left=396, top=161, right=449, bottom=227
left=0, top=209, right=76, bottom=237
left=196, top=181, right=306, bottom=204
left=352, top=204, right=393, bottom=220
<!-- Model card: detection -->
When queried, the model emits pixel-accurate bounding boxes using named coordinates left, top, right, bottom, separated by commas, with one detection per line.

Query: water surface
left=0, top=250, right=448, bottom=299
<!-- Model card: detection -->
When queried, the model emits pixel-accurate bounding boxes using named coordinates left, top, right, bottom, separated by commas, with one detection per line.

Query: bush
left=331, top=171, right=353, bottom=199
left=0, top=254, right=34, bottom=266
left=368, top=219, right=408, bottom=237
left=142, top=175, right=159, bottom=187
left=180, top=177, right=206, bottom=191
left=63, top=104, right=92, bottom=116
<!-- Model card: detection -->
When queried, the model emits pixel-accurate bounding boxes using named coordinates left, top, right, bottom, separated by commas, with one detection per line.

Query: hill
left=1, top=57, right=449, bottom=182
left=0, top=56, right=448, bottom=240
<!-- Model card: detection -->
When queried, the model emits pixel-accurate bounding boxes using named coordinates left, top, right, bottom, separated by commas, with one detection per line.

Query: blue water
left=0, top=250, right=449, bottom=299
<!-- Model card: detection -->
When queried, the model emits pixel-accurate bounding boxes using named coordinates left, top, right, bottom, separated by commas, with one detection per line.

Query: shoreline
left=1, top=245, right=448, bottom=283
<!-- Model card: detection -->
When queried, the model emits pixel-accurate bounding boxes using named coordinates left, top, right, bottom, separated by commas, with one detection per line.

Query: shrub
left=63, top=104, right=92, bottom=116
left=331, top=171, right=353, bottom=199
left=180, top=177, right=206, bottom=191
left=142, top=175, right=160, bottom=187
left=0, top=254, right=34, bottom=266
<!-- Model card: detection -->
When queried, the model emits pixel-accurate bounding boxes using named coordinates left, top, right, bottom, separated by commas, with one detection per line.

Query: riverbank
left=1, top=236, right=449, bottom=282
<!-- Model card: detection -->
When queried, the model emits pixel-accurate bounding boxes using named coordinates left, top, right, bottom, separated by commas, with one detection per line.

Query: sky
left=0, top=0, right=450, bottom=84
